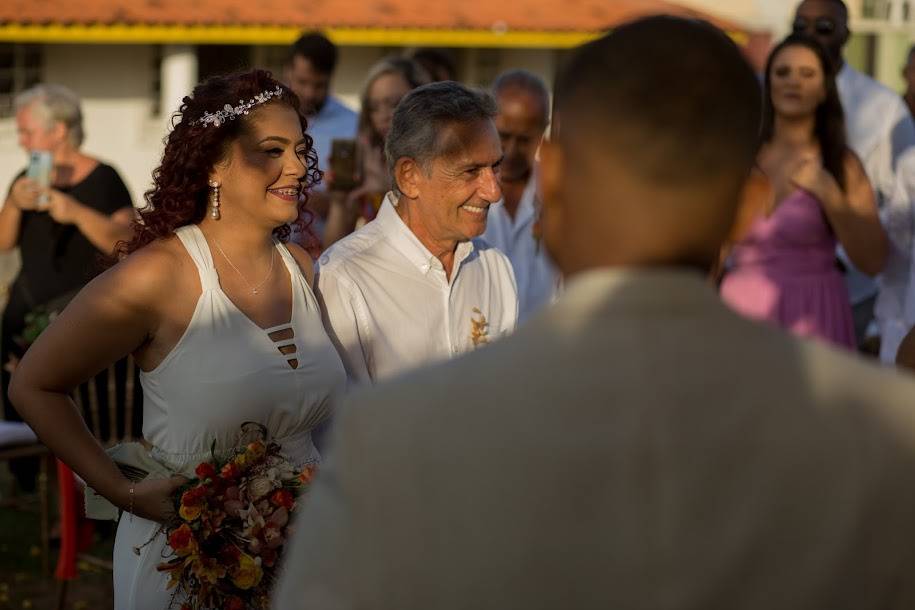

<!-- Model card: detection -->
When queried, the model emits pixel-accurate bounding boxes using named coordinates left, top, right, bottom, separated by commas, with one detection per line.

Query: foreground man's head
left=539, top=16, right=765, bottom=276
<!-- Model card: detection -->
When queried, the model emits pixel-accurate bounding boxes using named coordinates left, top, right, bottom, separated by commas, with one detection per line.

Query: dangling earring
left=208, top=180, right=221, bottom=220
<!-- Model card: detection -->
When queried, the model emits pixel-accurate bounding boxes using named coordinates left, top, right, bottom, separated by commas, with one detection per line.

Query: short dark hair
left=829, top=0, right=849, bottom=19
left=288, top=32, right=338, bottom=75
left=795, top=0, right=849, bottom=25
left=385, top=81, right=498, bottom=191
left=492, top=69, right=550, bottom=126
left=554, top=16, right=762, bottom=187
left=409, top=48, right=457, bottom=82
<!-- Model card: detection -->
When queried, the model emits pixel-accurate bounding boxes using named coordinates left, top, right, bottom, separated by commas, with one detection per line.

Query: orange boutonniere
left=470, top=308, right=489, bottom=347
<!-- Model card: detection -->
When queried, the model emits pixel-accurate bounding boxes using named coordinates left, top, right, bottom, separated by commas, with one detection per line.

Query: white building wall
left=677, top=0, right=797, bottom=37
left=332, top=46, right=391, bottom=109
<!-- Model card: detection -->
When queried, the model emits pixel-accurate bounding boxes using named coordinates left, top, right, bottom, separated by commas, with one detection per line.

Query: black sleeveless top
left=2, top=162, right=131, bottom=352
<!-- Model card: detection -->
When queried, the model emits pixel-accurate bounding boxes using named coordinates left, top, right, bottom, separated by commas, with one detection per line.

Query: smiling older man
left=315, top=81, right=518, bottom=383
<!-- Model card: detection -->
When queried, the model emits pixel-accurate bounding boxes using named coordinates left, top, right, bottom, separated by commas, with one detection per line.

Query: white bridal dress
left=111, top=225, right=346, bottom=610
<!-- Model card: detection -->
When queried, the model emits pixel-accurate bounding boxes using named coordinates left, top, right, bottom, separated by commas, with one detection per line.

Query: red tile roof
left=0, top=0, right=750, bottom=33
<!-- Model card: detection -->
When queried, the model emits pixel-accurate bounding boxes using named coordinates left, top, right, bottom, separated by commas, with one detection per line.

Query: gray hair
left=492, top=69, right=550, bottom=126
left=385, top=81, right=498, bottom=194
left=14, top=84, right=85, bottom=148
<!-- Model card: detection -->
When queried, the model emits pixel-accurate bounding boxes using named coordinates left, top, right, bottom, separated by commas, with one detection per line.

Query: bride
left=9, top=69, right=346, bottom=609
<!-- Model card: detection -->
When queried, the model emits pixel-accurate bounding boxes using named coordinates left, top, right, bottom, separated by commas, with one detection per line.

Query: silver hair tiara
left=193, top=85, right=285, bottom=128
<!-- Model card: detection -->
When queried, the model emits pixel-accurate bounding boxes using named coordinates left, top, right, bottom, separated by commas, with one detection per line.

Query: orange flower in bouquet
left=156, top=425, right=317, bottom=609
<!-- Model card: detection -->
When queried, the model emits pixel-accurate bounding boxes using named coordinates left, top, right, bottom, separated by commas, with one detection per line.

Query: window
left=150, top=45, right=163, bottom=117
left=0, top=44, right=42, bottom=118
left=197, top=45, right=253, bottom=81
left=254, top=45, right=289, bottom=76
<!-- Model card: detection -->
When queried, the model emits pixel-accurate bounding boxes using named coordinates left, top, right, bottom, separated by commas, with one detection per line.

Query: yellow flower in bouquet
left=178, top=486, right=207, bottom=522
left=299, top=464, right=316, bottom=484
left=231, top=553, right=263, bottom=590
left=245, top=441, right=267, bottom=461
left=190, top=554, right=227, bottom=585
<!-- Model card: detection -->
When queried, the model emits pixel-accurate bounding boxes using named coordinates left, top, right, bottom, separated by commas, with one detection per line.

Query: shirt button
left=319, top=254, right=330, bottom=266
left=452, top=346, right=460, bottom=354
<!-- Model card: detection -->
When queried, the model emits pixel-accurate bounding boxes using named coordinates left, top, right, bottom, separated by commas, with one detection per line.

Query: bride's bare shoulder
left=100, top=234, right=199, bottom=309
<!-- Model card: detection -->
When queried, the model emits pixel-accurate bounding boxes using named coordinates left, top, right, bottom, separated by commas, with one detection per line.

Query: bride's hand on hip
left=129, top=475, right=189, bottom=523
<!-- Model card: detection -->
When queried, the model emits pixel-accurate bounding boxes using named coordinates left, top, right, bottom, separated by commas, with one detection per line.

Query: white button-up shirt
left=837, top=64, right=915, bottom=362
left=316, top=193, right=518, bottom=383
left=483, top=175, right=560, bottom=322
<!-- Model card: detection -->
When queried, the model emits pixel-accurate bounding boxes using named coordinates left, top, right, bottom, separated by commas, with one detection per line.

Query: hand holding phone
left=9, top=177, right=42, bottom=211
left=328, top=139, right=360, bottom=192
left=26, top=150, right=52, bottom=209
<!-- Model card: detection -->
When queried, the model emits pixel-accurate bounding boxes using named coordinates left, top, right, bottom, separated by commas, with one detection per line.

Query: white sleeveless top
left=139, top=224, right=346, bottom=474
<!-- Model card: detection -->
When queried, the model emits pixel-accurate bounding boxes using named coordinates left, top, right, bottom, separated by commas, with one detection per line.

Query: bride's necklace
left=212, top=238, right=276, bottom=295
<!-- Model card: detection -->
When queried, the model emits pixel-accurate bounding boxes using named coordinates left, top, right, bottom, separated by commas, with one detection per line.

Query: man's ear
left=51, top=121, right=68, bottom=147
left=537, top=139, right=565, bottom=270
left=394, top=158, right=423, bottom=200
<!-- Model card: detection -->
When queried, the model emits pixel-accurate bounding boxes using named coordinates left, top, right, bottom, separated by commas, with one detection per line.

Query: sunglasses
left=792, top=16, right=838, bottom=36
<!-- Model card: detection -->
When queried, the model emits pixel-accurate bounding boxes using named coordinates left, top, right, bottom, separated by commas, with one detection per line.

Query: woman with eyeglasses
left=719, top=35, right=888, bottom=349
left=322, top=57, right=430, bottom=246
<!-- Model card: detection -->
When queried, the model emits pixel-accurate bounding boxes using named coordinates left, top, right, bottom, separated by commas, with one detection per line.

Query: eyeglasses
left=792, top=16, right=838, bottom=36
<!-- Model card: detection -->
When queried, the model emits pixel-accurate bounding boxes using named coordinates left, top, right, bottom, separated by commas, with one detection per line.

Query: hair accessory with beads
left=193, top=86, right=284, bottom=128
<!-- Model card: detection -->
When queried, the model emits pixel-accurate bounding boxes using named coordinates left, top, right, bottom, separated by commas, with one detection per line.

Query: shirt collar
left=559, top=266, right=718, bottom=318
left=311, top=96, right=343, bottom=122
left=492, top=172, right=538, bottom=231
left=375, top=192, right=475, bottom=276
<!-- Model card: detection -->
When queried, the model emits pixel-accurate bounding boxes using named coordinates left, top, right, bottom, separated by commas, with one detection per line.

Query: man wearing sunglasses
left=793, top=0, right=915, bottom=364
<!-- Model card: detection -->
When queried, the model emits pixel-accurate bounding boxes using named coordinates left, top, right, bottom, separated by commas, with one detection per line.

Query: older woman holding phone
left=0, top=84, right=134, bottom=487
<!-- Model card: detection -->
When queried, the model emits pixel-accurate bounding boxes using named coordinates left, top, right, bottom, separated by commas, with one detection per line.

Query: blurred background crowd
left=0, top=0, right=914, bottom=606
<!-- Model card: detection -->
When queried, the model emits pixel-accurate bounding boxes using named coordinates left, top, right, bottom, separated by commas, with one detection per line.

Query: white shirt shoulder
left=317, top=219, right=387, bottom=275
left=471, top=236, right=516, bottom=282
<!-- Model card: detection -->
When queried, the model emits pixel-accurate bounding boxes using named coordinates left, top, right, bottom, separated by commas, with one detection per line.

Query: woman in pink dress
left=720, top=35, right=887, bottom=349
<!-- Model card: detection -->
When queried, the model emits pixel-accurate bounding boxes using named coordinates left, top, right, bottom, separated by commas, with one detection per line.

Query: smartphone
left=329, top=138, right=359, bottom=191
left=26, top=150, right=52, bottom=208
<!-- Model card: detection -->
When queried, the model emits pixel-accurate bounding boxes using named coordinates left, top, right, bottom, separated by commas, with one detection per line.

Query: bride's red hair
left=117, top=69, right=320, bottom=258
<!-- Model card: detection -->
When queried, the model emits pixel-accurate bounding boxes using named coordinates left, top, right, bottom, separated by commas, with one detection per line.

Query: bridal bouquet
left=156, top=429, right=316, bottom=610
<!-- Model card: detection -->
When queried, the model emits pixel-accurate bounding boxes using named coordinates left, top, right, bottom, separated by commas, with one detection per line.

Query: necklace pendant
left=252, top=288, right=258, bottom=295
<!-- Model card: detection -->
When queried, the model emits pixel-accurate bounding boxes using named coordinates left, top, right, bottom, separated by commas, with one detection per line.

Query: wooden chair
left=56, top=355, right=143, bottom=609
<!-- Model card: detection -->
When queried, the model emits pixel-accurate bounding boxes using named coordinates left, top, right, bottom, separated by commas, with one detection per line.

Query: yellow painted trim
left=0, top=24, right=753, bottom=48
left=0, top=24, right=600, bottom=48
